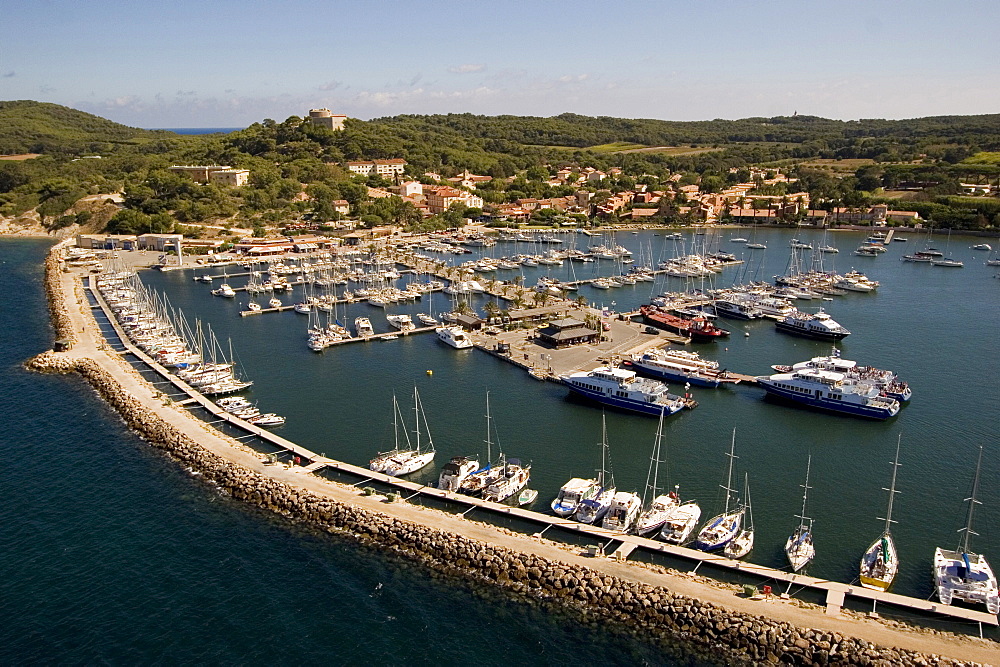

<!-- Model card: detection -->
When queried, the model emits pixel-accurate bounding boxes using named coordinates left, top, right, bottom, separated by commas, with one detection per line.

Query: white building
left=346, top=159, right=407, bottom=176
left=208, top=168, right=250, bottom=187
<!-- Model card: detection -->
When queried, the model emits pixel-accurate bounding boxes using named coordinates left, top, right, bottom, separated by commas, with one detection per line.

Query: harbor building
left=306, top=108, right=347, bottom=131
left=535, top=317, right=600, bottom=348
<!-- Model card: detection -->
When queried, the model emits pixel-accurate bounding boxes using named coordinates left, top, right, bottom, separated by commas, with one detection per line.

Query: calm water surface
left=3, top=229, right=997, bottom=660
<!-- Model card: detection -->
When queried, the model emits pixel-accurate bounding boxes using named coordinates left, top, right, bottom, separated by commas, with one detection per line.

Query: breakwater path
left=28, top=243, right=1000, bottom=665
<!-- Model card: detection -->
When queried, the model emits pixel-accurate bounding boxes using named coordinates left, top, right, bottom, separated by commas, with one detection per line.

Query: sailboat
left=932, top=229, right=964, bottom=267
left=574, top=414, right=616, bottom=524
left=480, top=404, right=530, bottom=503
left=369, top=388, right=435, bottom=476
left=459, top=393, right=500, bottom=496
left=746, top=220, right=766, bottom=249
left=693, top=429, right=744, bottom=552
left=859, top=437, right=902, bottom=591
left=933, top=445, right=999, bottom=614
left=634, top=408, right=680, bottom=536
left=723, top=474, right=754, bottom=559
left=785, top=455, right=815, bottom=572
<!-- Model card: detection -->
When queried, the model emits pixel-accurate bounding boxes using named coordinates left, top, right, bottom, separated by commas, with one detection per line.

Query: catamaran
left=933, top=445, right=999, bottom=614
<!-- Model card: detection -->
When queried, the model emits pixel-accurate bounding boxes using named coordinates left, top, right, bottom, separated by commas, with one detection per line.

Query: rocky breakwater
left=23, top=353, right=991, bottom=666
left=43, top=241, right=78, bottom=347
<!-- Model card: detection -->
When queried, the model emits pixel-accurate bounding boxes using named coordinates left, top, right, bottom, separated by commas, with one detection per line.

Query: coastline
left=26, top=241, right=999, bottom=665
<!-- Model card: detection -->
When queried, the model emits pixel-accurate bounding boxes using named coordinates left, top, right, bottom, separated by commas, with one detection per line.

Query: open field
left=0, top=153, right=41, bottom=160
left=613, top=145, right=723, bottom=156
left=960, top=151, right=1000, bottom=165
left=797, top=158, right=875, bottom=173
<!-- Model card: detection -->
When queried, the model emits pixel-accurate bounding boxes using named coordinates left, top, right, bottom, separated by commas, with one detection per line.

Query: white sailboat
left=785, top=455, right=815, bottom=572
left=859, top=437, right=902, bottom=591
left=723, top=474, right=754, bottom=559
left=370, top=388, right=435, bottom=477
left=575, top=415, right=616, bottom=524
left=694, top=429, right=744, bottom=552
left=933, top=445, right=999, bottom=614
left=634, top=407, right=680, bottom=536
left=459, top=393, right=501, bottom=497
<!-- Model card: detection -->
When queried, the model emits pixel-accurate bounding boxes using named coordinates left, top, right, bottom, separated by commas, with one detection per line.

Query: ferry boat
left=710, top=299, right=765, bottom=320
left=771, top=349, right=911, bottom=401
left=774, top=309, right=850, bottom=341
left=560, top=366, right=688, bottom=417
left=639, top=305, right=731, bottom=342
left=626, top=348, right=736, bottom=388
left=756, top=368, right=900, bottom=419
left=436, top=326, right=473, bottom=349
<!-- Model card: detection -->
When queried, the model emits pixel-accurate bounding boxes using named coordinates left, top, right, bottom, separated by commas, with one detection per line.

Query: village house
left=447, top=169, right=493, bottom=189
left=425, top=186, right=483, bottom=214
left=346, top=159, right=407, bottom=176
left=168, top=165, right=250, bottom=186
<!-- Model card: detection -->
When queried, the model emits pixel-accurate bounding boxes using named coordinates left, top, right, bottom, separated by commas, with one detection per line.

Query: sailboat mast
left=484, top=392, right=493, bottom=464
left=722, top=428, right=738, bottom=514
left=598, top=413, right=608, bottom=487
left=879, top=436, right=902, bottom=534
left=643, top=408, right=666, bottom=506
left=412, top=385, right=420, bottom=453
left=798, top=455, right=812, bottom=529
left=959, top=445, right=984, bottom=555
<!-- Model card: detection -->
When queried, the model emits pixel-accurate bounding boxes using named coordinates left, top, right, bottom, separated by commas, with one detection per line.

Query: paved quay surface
left=52, top=261, right=1000, bottom=664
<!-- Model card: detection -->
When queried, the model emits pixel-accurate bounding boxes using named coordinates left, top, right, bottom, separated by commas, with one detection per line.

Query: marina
left=68, top=274, right=1000, bottom=630
left=69, top=226, right=1000, bottom=638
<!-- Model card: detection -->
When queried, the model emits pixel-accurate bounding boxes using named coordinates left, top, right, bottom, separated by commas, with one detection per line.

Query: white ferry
left=560, top=367, right=687, bottom=417
left=757, top=368, right=900, bottom=419
left=627, top=348, right=736, bottom=389
left=772, top=349, right=911, bottom=401
left=774, top=309, right=851, bottom=341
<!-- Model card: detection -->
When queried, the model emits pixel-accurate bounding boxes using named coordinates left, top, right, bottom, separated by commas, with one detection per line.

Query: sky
left=2, top=0, right=998, bottom=128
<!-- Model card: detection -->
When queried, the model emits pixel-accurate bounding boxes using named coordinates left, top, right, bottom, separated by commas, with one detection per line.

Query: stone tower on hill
left=307, top=108, right=346, bottom=131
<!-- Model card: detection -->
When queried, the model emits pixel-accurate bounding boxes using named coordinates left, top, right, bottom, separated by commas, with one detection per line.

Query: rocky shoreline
left=26, top=244, right=994, bottom=666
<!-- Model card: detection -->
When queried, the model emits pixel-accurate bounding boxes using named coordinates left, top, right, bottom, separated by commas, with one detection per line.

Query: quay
left=79, top=277, right=998, bottom=634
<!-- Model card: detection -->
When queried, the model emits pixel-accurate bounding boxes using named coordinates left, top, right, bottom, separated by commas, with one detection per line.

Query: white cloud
left=447, top=63, right=486, bottom=74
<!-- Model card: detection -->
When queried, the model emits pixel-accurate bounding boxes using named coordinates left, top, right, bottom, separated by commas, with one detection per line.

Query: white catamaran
left=933, top=445, right=999, bottom=614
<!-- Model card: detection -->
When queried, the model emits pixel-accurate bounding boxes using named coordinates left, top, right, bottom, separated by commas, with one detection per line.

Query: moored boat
left=859, top=438, right=902, bottom=591
left=933, top=446, right=999, bottom=614
left=639, top=305, right=730, bottom=341
left=626, top=348, right=737, bottom=388
left=774, top=309, right=850, bottom=341
left=551, top=477, right=600, bottom=517
left=436, top=325, right=473, bottom=349
left=757, top=367, right=900, bottom=419
left=560, top=366, right=688, bottom=417
left=785, top=456, right=815, bottom=572
left=438, top=455, right=480, bottom=492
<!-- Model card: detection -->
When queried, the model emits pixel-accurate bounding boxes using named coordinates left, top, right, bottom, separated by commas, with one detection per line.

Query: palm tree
left=483, top=301, right=500, bottom=322
left=574, top=295, right=588, bottom=308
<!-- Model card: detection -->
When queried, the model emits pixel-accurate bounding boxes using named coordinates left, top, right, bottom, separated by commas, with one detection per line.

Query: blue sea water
left=0, top=238, right=701, bottom=664
left=152, top=127, right=245, bottom=135
left=2, top=230, right=998, bottom=662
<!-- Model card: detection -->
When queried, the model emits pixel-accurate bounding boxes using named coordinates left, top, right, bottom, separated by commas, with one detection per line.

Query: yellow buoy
left=426, top=370, right=433, bottom=375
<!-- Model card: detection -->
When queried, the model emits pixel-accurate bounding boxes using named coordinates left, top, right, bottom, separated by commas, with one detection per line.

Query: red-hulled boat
left=639, top=305, right=731, bottom=342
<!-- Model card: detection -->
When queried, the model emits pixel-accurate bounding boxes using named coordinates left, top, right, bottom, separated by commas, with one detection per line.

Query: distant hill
left=0, top=100, right=176, bottom=155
